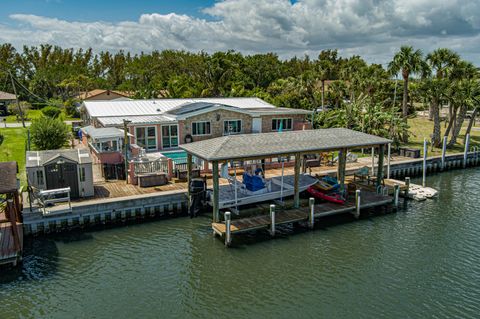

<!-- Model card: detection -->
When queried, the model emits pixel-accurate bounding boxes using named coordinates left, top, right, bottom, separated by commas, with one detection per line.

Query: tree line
left=0, top=43, right=478, bottom=148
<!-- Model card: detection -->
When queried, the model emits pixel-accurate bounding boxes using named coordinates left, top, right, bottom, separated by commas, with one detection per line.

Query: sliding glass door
left=135, top=126, right=157, bottom=151
left=162, top=125, right=178, bottom=149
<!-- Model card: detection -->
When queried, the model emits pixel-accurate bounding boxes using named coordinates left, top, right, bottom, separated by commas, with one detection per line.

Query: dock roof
left=0, top=162, right=18, bottom=194
left=180, top=128, right=391, bottom=161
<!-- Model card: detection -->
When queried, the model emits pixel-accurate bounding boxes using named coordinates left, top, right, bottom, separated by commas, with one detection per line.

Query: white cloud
left=0, top=0, right=479, bottom=64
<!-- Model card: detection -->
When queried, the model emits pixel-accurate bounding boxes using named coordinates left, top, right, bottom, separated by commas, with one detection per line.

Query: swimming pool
left=160, top=150, right=188, bottom=164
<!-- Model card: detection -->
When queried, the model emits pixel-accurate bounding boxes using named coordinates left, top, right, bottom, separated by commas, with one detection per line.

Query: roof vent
left=157, top=108, right=161, bottom=112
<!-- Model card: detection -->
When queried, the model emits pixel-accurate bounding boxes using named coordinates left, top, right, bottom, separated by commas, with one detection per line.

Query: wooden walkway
left=0, top=213, right=23, bottom=266
left=212, top=190, right=393, bottom=244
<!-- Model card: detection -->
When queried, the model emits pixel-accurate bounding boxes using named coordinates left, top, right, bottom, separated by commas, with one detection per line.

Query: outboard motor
left=189, top=177, right=207, bottom=218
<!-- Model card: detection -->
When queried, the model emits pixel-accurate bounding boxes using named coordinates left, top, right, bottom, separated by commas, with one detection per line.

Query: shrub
left=41, top=106, right=61, bottom=118
left=63, top=99, right=80, bottom=118
left=30, top=116, right=70, bottom=150
left=7, top=101, right=30, bottom=116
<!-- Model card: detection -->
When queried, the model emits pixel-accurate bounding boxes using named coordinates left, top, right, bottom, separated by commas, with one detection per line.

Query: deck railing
left=133, top=158, right=169, bottom=175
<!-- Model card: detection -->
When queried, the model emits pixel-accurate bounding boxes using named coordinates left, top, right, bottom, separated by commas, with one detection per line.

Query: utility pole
left=9, top=71, right=25, bottom=128
left=123, top=119, right=132, bottom=184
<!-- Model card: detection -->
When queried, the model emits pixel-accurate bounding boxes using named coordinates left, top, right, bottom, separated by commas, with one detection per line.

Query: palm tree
left=388, top=46, right=425, bottom=119
left=446, top=79, right=480, bottom=146
left=388, top=46, right=425, bottom=142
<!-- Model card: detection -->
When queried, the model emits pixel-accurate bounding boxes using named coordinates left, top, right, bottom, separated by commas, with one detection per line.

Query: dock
left=212, top=189, right=393, bottom=244
left=0, top=162, right=23, bottom=267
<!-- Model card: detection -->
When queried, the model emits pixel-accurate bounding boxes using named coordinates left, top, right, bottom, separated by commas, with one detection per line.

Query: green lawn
left=0, top=127, right=27, bottom=186
left=5, top=109, right=80, bottom=123
left=405, top=117, right=480, bottom=156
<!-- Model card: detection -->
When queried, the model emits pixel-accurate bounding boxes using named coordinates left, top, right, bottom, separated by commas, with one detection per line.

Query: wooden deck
left=0, top=221, right=23, bottom=266
left=212, top=190, right=393, bottom=242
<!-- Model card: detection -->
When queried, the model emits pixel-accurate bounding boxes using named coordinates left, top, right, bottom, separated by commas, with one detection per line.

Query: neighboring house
left=81, top=98, right=312, bottom=153
left=76, top=89, right=132, bottom=101
left=26, top=149, right=94, bottom=198
left=0, top=91, right=16, bottom=116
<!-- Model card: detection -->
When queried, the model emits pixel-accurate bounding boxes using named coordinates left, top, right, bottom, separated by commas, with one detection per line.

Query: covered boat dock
left=180, top=128, right=393, bottom=245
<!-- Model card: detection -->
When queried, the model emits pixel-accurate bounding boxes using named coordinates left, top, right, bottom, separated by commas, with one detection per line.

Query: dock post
left=225, top=211, right=232, bottom=247
left=293, top=153, right=301, bottom=208
left=371, top=147, right=375, bottom=177
left=269, top=204, right=276, bottom=236
left=422, top=138, right=427, bottom=187
left=376, top=145, right=385, bottom=189
left=212, top=161, right=220, bottom=223
left=308, top=197, right=315, bottom=229
left=464, top=133, right=470, bottom=168
left=405, top=177, right=410, bottom=198
left=387, top=143, right=391, bottom=179
left=393, top=185, right=400, bottom=208
left=354, top=189, right=361, bottom=219
left=441, top=136, right=447, bottom=171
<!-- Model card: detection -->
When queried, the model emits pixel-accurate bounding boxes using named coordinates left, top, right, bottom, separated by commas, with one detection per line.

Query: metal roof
left=97, top=115, right=175, bottom=126
left=180, top=128, right=391, bottom=161
left=0, top=162, right=18, bottom=194
left=167, top=102, right=235, bottom=115
left=81, top=126, right=125, bottom=139
left=83, top=97, right=276, bottom=118
left=26, top=149, right=92, bottom=168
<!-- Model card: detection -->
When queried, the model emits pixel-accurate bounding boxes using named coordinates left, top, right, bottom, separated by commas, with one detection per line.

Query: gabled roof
left=0, top=91, right=16, bottom=101
left=180, top=128, right=391, bottom=161
left=26, top=149, right=92, bottom=168
left=77, top=89, right=132, bottom=100
left=0, top=162, right=18, bottom=194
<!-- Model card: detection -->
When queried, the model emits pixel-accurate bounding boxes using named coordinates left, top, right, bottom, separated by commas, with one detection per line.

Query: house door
left=45, top=162, right=80, bottom=198
left=162, top=125, right=178, bottom=149
left=252, top=118, right=262, bottom=133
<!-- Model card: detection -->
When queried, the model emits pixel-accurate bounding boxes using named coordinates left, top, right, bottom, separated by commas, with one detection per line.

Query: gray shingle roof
left=0, top=162, right=18, bottom=194
left=26, top=149, right=92, bottom=168
left=180, top=128, right=391, bottom=161
left=0, top=91, right=16, bottom=100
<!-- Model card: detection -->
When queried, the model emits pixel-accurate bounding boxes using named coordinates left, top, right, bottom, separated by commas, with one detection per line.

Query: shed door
left=45, top=162, right=79, bottom=198
left=252, top=118, right=262, bottom=133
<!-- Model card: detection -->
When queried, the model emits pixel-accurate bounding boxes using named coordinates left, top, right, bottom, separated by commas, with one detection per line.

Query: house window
left=224, top=120, right=242, bottom=135
left=36, top=170, right=44, bottom=185
left=136, top=126, right=157, bottom=150
left=162, top=125, right=178, bottom=148
left=79, top=167, right=86, bottom=182
left=272, top=118, right=293, bottom=131
left=192, top=121, right=211, bottom=136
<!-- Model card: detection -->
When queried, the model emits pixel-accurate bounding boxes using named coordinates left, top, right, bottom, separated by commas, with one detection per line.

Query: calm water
left=1, top=169, right=480, bottom=319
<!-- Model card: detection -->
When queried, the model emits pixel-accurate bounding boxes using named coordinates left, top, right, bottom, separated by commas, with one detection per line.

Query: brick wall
left=261, top=114, right=310, bottom=133
left=180, top=109, right=253, bottom=144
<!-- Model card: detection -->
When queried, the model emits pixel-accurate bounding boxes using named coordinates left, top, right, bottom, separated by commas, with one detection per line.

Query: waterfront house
left=76, top=89, right=132, bottom=101
left=26, top=149, right=94, bottom=198
left=81, top=97, right=312, bottom=153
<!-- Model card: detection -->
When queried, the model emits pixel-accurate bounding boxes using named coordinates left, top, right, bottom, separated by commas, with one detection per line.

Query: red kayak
left=307, top=186, right=346, bottom=204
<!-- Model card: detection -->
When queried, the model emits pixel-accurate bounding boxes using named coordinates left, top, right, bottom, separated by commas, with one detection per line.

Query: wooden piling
left=308, top=197, right=315, bottom=229
left=269, top=204, right=276, bottom=236
left=393, top=185, right=400, bottom=208
left=405, top=177, right=410, bottom=198
left=422, top=138, right=427, bottom=187
left=212, top=161, right=220, bottom=223
left=225, top=211, right=232, bottom=247
left=354, top=189, right=361, bottom=219
left=464, top=133, right=470, bottom=168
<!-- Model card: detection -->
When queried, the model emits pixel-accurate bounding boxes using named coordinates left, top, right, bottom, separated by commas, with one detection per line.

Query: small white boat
left=209, top=174, right=318, bottom=209
left=408, top=183, right=438, bottom=200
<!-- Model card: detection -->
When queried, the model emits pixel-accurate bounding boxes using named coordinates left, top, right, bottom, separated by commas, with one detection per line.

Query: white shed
left=26, top=149, right=94, bottom=198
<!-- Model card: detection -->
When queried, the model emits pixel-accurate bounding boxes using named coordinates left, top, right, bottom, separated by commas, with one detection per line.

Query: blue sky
left=0, top=0, right=216, bottom=22
left=0, top=0, right=479, bottom=65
